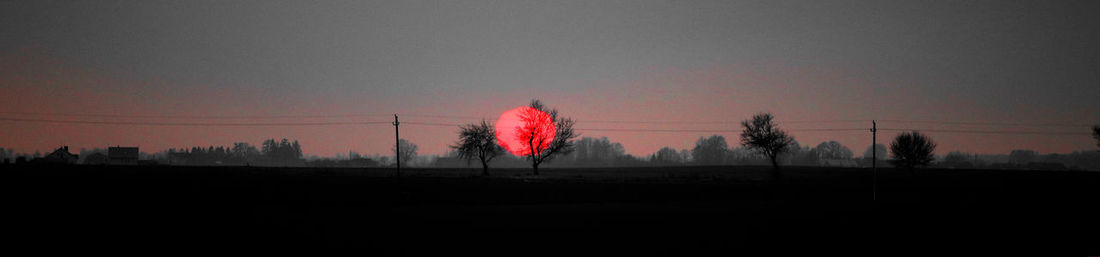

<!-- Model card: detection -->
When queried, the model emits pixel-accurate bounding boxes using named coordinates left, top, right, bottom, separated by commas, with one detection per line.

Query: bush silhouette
left=889, top=131, right=936, bottom=170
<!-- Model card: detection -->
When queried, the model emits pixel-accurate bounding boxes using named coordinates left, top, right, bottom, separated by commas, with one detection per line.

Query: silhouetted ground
left=3, top=164, right=1097, bottom=255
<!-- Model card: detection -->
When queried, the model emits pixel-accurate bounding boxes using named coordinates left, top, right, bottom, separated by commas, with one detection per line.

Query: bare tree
left=692, top=135, right=729, bottom=165
left=651, top=147, right=683, bottom=164
left=862, top=144, right=887, bottom=160
left=740, top=113, right=795, bottom=177
left=1008, top=149, right=1038, bottom=165
left=942, top=151, right=974, bottom=169
left=1093, top=125, right=1099, bottom=150
left=452, top=119, right=503, bottom=176
left=814, top=141, right=853, bottom=160
left=889, top=131, right=936, bottom=170
left=518, top=99, right=578, bottom=175
left=392, top=138, right=418, bottom=167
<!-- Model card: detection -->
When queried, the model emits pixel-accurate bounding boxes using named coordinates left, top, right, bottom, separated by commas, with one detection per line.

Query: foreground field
left=3, top=165, right=1097, bottom=255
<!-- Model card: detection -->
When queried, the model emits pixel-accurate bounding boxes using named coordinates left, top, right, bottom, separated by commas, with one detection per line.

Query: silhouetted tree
left=572, top=137, right=626, bottom=166
left=1008, top=149, right=1038, bottom=166
left=651, top=147, right=683, bottom=164
left=692, top=135, right=729, bottom=165
left=0, top=147, right=13, bottom=163
left=261, top=138, right=304, bottom=166
left=452, top=119, right=504, bottom=176
left=942, top=151, right=974, bottom=169
left=815, top=141, right=853, bottom=160
left=519, top=99, right=578, bottom=175
left=786, top=141, right=821, bottom=166
left=740, top=113, right=795, bottom=176
left=889, top=131, right=936, bottom=170
left=1093, top=125, right=1099, bottom=150
left=230, top=142, right=260, bottom=163
left=679, top=149, right=692, bottom=163
left=862, top=143, right=887, bottom=165
left=393, top=139, right=418, bottom=167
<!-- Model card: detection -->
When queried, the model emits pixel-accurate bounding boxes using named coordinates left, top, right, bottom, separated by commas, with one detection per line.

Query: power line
left=401, top=121, right=868, bottom=133
left=0, top=117, right=391, bottom=126
left=575, top=128, right=867, bottom=133
left=400, top=113, right=486, bottom=119
left=4, top=111, right=1090, bottom=128
left=0, top=111, right=499, bottom=121
left=400, top=122, right=1091, bottom=136
left=875, top=119, right=1092, bottom=128
left=402, top=121, right=467, bottom=127
left=2, top=117, right=1090, bottom=136
left=571, top=119, right=871, bottom=124
left=878, top=128, right=1091, bottom=136
left=0, top=111, right=392, bottom=119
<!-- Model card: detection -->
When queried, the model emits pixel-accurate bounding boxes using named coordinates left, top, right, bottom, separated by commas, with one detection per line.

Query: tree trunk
left=477, top=157, right=490, bottom=176
left=770, top=156, right=782, bottom=180
left=532, top=162, right=540, bottom=176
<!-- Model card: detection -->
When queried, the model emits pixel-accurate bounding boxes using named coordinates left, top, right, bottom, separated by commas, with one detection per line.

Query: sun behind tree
left=516, top=99, right=578, bottom=176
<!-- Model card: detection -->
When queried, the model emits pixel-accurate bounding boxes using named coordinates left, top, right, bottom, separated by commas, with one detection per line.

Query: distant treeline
left=434, top=135, right=1100, bottom=171
left=159, top=139, right=303, bottom=166
left=3, top=136, right=1098, bottom=171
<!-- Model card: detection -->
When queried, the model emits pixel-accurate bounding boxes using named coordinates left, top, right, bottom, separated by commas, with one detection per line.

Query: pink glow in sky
left=1, top=1, right=1098, bottom=158
left=0, top=51, right=1094, bottom=158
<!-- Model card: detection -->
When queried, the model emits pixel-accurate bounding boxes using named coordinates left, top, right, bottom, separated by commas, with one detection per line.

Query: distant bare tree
left=1008, top=149, right=1039, bottom=165
left=452, top=119, right=503, bottom=176
left=679, top=149, right=692, bottom=163
left=814, top=141, right=853, bottom=160
left=942, top=151, right=974, bottom=169
left=692, top=135, right=729, bottom=165
left=520, top=99, right=578, bottom=175
left=651, top=147, right=683, bottom=164
left=863, top=144, right=887, bottom=160
left=740, top=113, right=795, bottom=177
left=889, top=131, right=936, bottom=170
left=572, top=137, right=626, bottom=166
left=392, top=139, right=418, bottom=167
left=0, top=147, right=12, bottom=163
left=1093, top=125, right=1099, bottom=150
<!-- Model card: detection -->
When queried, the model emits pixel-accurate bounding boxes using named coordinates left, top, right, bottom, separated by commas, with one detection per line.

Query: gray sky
left=2, top=0, right=1098, bottom=156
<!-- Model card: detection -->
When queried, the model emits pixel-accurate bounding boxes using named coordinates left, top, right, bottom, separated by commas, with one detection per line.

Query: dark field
left=4, top=165, right=1098, bottom=255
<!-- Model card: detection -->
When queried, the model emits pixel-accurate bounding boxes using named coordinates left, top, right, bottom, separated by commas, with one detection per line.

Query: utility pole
left=872, top=120, right=877, bottom=200
left=393, top=114, right=400, bottom=178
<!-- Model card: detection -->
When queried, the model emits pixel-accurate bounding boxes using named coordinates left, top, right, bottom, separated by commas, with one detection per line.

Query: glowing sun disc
left=495, top=106, right=556, bottom=156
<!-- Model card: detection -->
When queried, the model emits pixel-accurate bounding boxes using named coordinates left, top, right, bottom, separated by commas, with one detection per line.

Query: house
left=108, top=146, right=139, bottom=165
left=36, top=146, right=79, bottom=164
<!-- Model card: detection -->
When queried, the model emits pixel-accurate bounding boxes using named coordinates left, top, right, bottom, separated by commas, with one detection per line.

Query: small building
left=36, top=146, right=79, bottom=164
left=108, top=146, right=139, bottom=165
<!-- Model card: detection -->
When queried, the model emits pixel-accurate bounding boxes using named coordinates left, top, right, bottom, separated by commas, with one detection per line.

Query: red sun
left=495, top=106, right=556, bottom=156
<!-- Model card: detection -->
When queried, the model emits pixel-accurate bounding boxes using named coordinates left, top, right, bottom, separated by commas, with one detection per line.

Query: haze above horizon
left=2, top=0, right=1098, bottom=157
